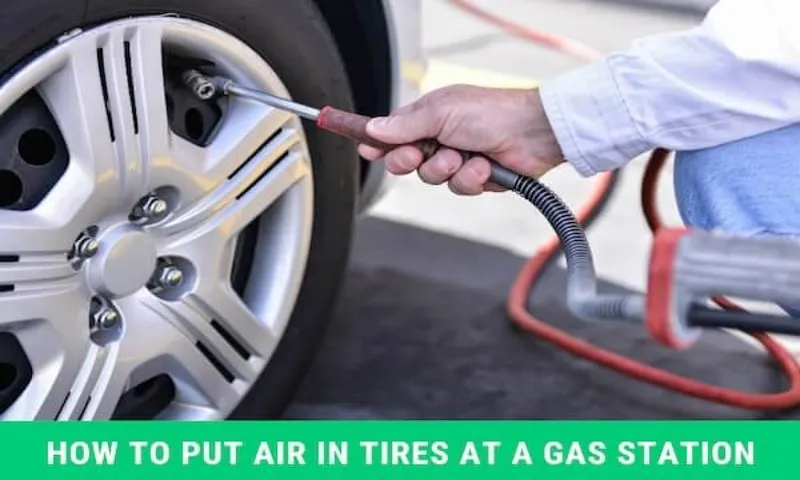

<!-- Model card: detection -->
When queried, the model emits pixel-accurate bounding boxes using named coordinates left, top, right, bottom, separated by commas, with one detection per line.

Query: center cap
left=88, top=226, right=158, bottom=298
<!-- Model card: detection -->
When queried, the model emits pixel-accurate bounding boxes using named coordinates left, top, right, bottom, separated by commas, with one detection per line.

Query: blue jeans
left=674, top=123, right=800, bottom=317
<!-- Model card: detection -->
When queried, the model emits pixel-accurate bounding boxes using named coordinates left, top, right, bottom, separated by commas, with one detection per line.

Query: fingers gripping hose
left=450, top=0, right=800, bottom=410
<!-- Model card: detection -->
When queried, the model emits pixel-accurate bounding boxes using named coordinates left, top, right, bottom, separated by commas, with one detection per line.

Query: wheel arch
left=311, top=0, right=397, bottom=186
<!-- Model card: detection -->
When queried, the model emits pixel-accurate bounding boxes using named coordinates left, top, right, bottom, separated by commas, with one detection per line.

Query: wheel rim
left=0, top=17, right=315, bottom=420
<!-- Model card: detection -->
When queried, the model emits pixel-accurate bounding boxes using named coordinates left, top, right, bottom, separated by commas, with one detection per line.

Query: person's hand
left=358, top=84, right=565, bottom=195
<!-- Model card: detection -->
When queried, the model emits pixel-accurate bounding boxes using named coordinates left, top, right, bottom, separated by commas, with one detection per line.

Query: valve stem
left=182, top=69, right=217, bottom=100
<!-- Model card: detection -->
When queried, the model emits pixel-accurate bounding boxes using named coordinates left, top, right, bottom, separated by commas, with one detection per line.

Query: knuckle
left=426, top=88, right=449, bottom=101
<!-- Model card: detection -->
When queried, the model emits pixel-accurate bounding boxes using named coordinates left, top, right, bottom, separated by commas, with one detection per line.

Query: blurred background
left=288, top=0, right=800, bottom=419
left=369, top=0, right=701, bottom=295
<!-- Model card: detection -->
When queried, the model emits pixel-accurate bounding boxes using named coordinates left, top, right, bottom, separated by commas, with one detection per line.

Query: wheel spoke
left=77, top=350, right=146, bottom=420
left=0, top=283, right=90, bottom=419
left=160, top=138, right=312, bottom=364
left=188, top=283, right=277, bottom=360
left=168, top=339, right=242, bottom=413
left=127, top=25, right=172, bottom=169
left=136, top=295, right=244, bottom=411
left=12, top=295, right=173, bottom=420
left=6, top=24, right=173, bottom=258
left=180, top=99, right=293, bottom=182
left=37, top=38, right=116, bottom=189
left=0, top=255, right=75, bottom=285
left=0, top=278, right=82, bottom=329
left=65, top=294, right=190, bottom=420
left=52, top=345, right=116, bottom=420
left=0, top=42, right=112, bottom=256
left=36, top=24, right=171, bottom=215
left=77, top=299, right=183, bottom=420
left=0, top=209, right=81, bottom=256
left=164, top=101, right=297, bottom=214
left=162, top=135, right=311, bottom=248
left=164, top=297, right=264, bottom=383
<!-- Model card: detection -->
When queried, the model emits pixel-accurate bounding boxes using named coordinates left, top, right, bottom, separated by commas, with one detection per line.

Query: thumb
left=366, top=109, right=443, bottom=145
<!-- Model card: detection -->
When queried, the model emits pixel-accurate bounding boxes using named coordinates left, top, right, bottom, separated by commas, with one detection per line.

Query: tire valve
left=182, top=69, right=217, bottom=100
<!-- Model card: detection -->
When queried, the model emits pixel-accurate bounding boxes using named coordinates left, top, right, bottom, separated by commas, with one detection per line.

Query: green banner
left=1, top=421, right=790, bottom=478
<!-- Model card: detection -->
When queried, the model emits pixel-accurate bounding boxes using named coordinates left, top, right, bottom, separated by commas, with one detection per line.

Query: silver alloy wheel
left=0, top=17, right=315, bottom=420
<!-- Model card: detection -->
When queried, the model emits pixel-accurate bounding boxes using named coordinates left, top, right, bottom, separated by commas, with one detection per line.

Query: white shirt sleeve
left=538, top=0, right=800, bottom=176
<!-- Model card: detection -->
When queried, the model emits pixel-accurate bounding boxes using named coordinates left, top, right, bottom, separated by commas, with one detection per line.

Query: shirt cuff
left=538, top=58, right=653, bottom=177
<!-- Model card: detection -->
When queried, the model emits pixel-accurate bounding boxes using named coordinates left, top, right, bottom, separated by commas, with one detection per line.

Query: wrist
left=525, top=88, right=566, bottom=174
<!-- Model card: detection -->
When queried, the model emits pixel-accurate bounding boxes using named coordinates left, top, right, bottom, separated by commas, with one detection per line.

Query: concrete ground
left=366, top=0, right=800, bottom=355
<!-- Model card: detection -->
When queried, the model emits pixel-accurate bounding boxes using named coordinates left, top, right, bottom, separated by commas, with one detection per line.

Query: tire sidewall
left=1, top=0, right=359, bottom=418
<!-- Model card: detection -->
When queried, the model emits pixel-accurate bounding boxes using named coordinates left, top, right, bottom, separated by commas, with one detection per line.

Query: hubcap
left=0, top=17, right=315, bottom=420
left=88, top=226, right=157, bottom=298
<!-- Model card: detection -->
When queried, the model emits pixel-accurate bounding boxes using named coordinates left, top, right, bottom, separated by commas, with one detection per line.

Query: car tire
left=0, top=0, right=359, bottom=419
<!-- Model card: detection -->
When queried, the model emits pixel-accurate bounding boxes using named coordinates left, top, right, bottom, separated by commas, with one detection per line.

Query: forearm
left=539, top=0, right=800, bottom=176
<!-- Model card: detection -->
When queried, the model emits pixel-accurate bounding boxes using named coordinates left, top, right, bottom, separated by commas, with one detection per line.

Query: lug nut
left=158, top=266, right=184, bottom=288
left=75, top=236, right=99, bottom=259
left=131, top=195, right=170, bottom=222
left=142, top=197, right=169, bottom=218
left=93, top=308, right=120, bottom=330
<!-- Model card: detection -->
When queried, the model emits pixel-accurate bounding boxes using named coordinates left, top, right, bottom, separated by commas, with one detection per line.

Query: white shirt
left=539, top=0, right=800, bottom=176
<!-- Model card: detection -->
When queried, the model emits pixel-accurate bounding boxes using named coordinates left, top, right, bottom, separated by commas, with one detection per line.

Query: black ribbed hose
left=491, top=163, right=800, bottom=332
left=489, top=163, right=645, bottom=322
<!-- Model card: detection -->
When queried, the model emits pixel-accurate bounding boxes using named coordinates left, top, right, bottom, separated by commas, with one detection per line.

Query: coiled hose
left=490, top=164, right=644, bottom=322
left=448, top=0, right=800, bottom=411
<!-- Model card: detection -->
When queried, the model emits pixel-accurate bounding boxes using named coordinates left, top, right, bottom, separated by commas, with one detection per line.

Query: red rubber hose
left=447, top=0, right=800, bottom=410
left=446, top=0, right=600, bottom=63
